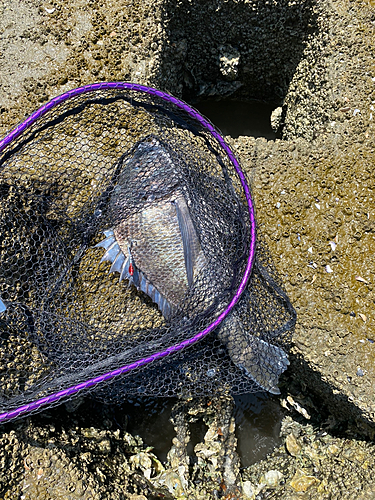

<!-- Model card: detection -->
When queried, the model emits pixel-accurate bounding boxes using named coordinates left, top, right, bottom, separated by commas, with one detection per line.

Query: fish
left=96, top=193, right=205, bottom=320
left=217, top=307, right=289, bottom=394
left=96, top=136, right=206, bottom=319
left=95, top=136, right=289, bottom=394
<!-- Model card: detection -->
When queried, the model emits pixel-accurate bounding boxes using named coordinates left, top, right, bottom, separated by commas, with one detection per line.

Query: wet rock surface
left=1, top=0, right=375, bottom=497
left=1, top=398, right=375, bottom=499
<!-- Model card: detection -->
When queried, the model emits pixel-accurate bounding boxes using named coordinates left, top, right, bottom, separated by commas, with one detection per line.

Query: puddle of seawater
left=193, top=99, right=280, bottom=139
left=125, top=394, right=284, bottom=467
left=233, top=392, right=284, bottom=467
left=125, top=398, right=177, bottom=462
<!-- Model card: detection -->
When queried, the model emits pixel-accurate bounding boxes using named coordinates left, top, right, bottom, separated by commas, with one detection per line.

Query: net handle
left=0, top=82, right=256, bottom=422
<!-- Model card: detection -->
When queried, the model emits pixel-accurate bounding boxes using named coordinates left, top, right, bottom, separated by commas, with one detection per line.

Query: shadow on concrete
left=284, top=353, right=375, bottom=441
left=154, top=0, right=319, bottom=103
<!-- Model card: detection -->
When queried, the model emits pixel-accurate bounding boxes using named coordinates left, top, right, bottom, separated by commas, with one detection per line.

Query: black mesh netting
left=0, top=87, right=296, bottom=417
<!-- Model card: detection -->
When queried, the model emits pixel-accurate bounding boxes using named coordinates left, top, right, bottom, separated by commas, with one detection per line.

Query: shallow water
left=194, top=99, right=280, bottom=139
left=125, top=398, right=176, bottom=463
left=126, top=393, right=284, bottom=467
left=233, top=393, right=284, bottom=466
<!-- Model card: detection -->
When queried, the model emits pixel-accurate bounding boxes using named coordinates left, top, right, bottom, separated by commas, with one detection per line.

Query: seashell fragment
left=355, top=276, right=368, bottom=284
left=329, top=241, right=336, bottom=251
left=290, top=469, right=320, bottom=492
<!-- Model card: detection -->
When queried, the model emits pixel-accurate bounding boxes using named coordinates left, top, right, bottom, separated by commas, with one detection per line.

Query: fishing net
left=0, top=83, right=296, bottom=422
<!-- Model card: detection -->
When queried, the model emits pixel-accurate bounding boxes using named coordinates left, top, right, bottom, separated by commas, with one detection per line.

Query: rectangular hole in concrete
left=155, top=0, right=318, bottom=137
left=194, top=98, right=280, bottom=139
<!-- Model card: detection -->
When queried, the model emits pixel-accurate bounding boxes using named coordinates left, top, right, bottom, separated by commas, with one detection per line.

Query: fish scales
left=96, top=136, right=289, bottom=394
left=97, top=136, right=206, bottom=319
left=114, top=195, right=192, bottom=308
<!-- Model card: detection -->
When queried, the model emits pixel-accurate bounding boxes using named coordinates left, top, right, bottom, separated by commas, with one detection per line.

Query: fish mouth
left=95, top=229, right=172, bottom=320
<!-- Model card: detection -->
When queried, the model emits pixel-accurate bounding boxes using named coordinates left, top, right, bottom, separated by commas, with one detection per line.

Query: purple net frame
left=0, top=82, right=256, bottom=423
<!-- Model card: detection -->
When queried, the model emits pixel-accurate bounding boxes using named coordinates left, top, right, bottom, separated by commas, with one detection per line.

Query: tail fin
left=232, top=337, right=289, bottom=394
left=218, top=311, right=289, bottom=394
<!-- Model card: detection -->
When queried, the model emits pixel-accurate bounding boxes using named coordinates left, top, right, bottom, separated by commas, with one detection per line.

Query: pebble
left=263, top=469, right=284, bottom=487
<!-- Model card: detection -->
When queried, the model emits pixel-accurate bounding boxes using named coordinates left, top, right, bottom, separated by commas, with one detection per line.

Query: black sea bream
left=96, top=137, right=289, bottom=394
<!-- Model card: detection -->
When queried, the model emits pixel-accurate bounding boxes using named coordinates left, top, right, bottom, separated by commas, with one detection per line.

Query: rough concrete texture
left=1, top=0, right=375, bottom=498
left=230, top=0, right=375, bottom=432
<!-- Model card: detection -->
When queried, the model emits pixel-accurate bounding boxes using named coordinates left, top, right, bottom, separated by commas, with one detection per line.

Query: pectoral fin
left=174, top=196, right=202, bottom=287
